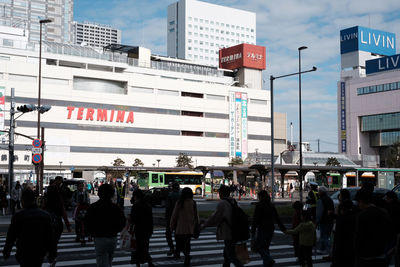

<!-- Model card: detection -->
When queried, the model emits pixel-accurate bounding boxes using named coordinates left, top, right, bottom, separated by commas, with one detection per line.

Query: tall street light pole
left=270, top=62, right=316, bottom=203
left=298, top=46, right=308, bottom=203
left=36, top=18, right=51, bottom=195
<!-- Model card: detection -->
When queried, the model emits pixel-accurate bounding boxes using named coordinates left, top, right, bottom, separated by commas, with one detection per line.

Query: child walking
left=286, top=210, right=316, bottom=267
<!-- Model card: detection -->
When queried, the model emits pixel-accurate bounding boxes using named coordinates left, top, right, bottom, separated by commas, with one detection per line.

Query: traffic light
left=37, top=105, right=51, bottom=114
left=16, top=104, right=36, bottom=113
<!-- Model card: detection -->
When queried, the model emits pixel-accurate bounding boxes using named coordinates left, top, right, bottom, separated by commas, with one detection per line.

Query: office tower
left=0, top=0, right=73, bottom=43
left=167, top=0, right=256, bottom=66
left=73, top=21, right=121, bottom=48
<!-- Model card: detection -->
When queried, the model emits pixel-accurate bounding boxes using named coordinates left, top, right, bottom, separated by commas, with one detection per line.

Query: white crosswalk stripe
left=0, top=229, right=333, bottom=267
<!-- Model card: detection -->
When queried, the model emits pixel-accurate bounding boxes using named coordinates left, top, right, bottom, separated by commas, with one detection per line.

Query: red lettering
left=77, top=107, right=84, bottom=120
left=110, top=110, right=114, bottom=122
left=67, top=106, right=75, bottom=119
left=116, top=110, right=125, bottom=122
left=126, top=111, right=134, bottom=123
left=97, top=109, right=108, bottom=121
left=86, top=108, right=94, bottom=121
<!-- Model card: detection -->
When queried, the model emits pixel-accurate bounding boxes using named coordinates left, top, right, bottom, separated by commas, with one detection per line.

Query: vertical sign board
left=229, top=92, right=236, bottom=158
left=241, top=93, right=248, bottom=160
left=0, top=87, right=4, bottom=134
left=340, top=82, right=346, bottom=152
left=235, top=92, right=242, bottom=158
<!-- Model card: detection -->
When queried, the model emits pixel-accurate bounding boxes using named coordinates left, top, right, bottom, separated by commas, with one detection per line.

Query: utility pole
left=8, top=88, right=15, bottom=208
left=39, top=127, right=45, bottom=195
left=317, top=139, right=320, bottom=152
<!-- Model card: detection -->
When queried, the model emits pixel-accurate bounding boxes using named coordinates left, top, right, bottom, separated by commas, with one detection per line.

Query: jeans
left=255, top=229, right=274, bottom=266
left=94, top=237, right=117, bottom=267
left=223, top=240, right=243, bottom=267
left=165, top=222, right=174, bottom=251
left=175, top=234, right=191, bottom=257
left=319, top=223, right=333, bottom=252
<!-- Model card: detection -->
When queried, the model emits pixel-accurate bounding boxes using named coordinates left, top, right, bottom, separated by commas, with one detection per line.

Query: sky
left=74, top=0, right=400, bottom=153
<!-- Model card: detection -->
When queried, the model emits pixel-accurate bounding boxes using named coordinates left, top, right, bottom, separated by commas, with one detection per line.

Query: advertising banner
left=219, top=43, right=266, bottom=70
left=229, top=92, right=236, bottom=158
left=340, top=82, right=346, bottom=152
left=235, top=92, right=242, bottom=158
left=0, top=87, right=4, bottom=133
left=340, top=26, right=396, bottom=56
left=241, top=93, right=248, bottom=160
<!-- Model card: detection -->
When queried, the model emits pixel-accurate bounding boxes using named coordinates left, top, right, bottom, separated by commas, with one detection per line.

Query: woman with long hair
left=170, top=187, right=199, bottom=266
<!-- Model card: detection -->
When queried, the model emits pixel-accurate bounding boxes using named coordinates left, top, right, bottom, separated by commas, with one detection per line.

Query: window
left=3, top=39, right=13, bottom=47
left=181, top=110, right=203, bottom=117
left=391, top=82, right=397, bottom=90
left=181, top=131, right=203, bottom=137
left=130, top=86, right=154, bottom=94
left=384, top=83, right=390, bottom=91
left=152, top=174, right=158, bottom=183
left=169, top=21, right=175, bottom=25
left=158, top=89, right=179, bottom=96
left=181, top=92, right=204, bottom=98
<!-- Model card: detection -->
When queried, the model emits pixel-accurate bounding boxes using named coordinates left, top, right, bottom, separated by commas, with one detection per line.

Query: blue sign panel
left=340, top=26, right=396, bottom=56
left=340, top=82, right=346, bottom=153
left=366, top=53, right=400, bottom=75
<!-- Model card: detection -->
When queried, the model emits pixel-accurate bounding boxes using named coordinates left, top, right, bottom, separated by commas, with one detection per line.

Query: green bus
left=137, top=171, right=211, bottom=195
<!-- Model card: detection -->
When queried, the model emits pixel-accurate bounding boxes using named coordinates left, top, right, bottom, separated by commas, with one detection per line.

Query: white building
left=0, top=0, right=73, bottom=43
left=0, top=27, right=270, bottom=181
left=167, top=0, right=256, bottom=66
left=73, top=21, right=121, bottom=48
left=338, top=26, right=400, bottom=168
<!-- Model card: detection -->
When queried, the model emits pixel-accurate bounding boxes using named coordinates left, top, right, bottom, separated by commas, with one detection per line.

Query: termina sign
left=366, top=53, right=400, bottom=75
left=340, top=26, right=396, bottom=56
left=219, top=43, right=266, bottom=70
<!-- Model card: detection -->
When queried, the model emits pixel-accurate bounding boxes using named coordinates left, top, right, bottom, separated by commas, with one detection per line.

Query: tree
left=176, top=153, right=194, bottom=168
left=326, top=157, right=341, bottom=167
left=130, top=158, right=145, bottom=180
left=384, top=142, right=400, bottom=168
left=228, top=157, right=243, bottom=166
left=108, top=157, right=125, bottom=180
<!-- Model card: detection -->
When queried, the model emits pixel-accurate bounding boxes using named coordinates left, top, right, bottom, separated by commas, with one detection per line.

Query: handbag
left=120, top=222, right=136, bottom=251
left=192, top=201, right=200, bottom=239
left=235, top=242, right=250, bottom=264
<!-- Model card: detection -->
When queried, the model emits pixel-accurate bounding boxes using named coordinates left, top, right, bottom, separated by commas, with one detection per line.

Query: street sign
left=32, top=148, right=42, bottom=154
left=32, top=153, right=42, bottom=164
left=32, top=139, right=42, bottom=148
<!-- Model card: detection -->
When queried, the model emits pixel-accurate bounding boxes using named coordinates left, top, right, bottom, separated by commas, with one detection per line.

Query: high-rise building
left=73, top=21, right=121, bottom=48
left=0, top=0, right=73, bottom=43
left=167, top=0, right=256, bottom=66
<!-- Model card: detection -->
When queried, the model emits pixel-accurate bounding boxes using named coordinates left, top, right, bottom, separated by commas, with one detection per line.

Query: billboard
left=219, top=43, right=266, bottom=70
left=340, top=26, right=396, bottom=56
left=340, top=82, right=346, bottom=152
left=366, top=53, right=400, bottom=75
left=0, top=87, right=4, bottom=133
left=229, top=91, right=248, bottom=159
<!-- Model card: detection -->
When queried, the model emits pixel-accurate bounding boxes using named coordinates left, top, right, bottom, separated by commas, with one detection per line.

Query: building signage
left=0, top=87, right=4, bottom=133
left=229, top=91, right=248, bottom=159
left=340, top=82, right=346, bottom=152
left=219, top=43, right=266, bottom=70
left=340, top=26, right=396, bottom=56
left=67, top=106, right=134, bottom=123
left=366, top=53, right=400, bottom=75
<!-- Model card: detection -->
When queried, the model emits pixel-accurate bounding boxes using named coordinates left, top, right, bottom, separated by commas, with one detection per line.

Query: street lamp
left=270, top=49, right=316, bottom=203
left=157, top=159, right=161, bottom=167
left=36, top=18, right=52, bottom=195
left=298, top=46, right=307, bottom=203
left=59, top=161, right=62, bottom=174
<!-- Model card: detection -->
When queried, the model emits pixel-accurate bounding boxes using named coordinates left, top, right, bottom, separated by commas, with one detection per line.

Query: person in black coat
left=85, top=184, right=126, bottom=267
left=251, top=190, right=286, bottom=267
left=2, top=188, right=56, bottom=267
left=130, top=189, right=154, bottom=267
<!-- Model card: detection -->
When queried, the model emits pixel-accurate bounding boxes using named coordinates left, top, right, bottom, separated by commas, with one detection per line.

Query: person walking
left=305, top=182, right=319, bottom=221
left=315, top=186, right=334, bottom=256
left=201, top=185, right=243, bottom=267
left=115, top=179, right=125, bottom=209
left=0, top=183, right=8, bottom=215
left=170, top=187, right=199, bottom=266
left=286, top=211, right=317, bottom=267
left=10, top=181, right=22, bottom=215
left=45, top=176, right=71, bottom=248
left=2, top=188, right=56, bottom=267
left=165, top=182, right=180, bottom=256
left=85, top=183, right=126, bottom=267
left=354, top=188, right=394, bottom=267
left=130, top=189, right=155, bottom=267
left=72, top=182, right=90, bottom=244
left=331, top=189, right=357, bottom=267
left=251, top=190, right=286, bottom=267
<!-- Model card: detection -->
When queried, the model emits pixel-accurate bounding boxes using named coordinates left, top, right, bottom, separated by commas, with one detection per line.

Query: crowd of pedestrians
left=1, top=175, right=400, bottom=267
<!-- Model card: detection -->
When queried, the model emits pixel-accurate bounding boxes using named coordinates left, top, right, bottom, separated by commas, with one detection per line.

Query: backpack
left=225, top=199, right=249, bottom=242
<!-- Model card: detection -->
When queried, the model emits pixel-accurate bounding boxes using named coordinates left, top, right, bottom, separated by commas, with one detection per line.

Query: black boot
left=184, top=256, right=191, bottom=266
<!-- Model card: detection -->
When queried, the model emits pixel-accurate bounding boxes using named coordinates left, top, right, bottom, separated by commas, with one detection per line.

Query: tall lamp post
left=36, top=18, right=52, bottom=195
left=270, top=49, right=316, bottom=203
left=298, top=46, right=307, bottom=203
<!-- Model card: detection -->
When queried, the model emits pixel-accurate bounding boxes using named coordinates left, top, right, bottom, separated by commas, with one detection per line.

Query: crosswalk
left=0, top=229, right=329, bottom=267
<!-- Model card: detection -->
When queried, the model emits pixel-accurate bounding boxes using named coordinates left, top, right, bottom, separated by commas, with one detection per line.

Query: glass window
left=357, top=88, right=362, bottom=95
left=158, top=89, right=179, bottom=96
left=151, top=174, right=158, bottom=183
left=384, top=83, right=390, bottom=91
left=377, top=84, right=383, bottom=92
left=369, top=85, right=376, bottom=93
left=391, top=82, right=397, bottom=90
left=188, top=17, right=192, bottom=21
left=200, top=19, right=203, bottom=23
